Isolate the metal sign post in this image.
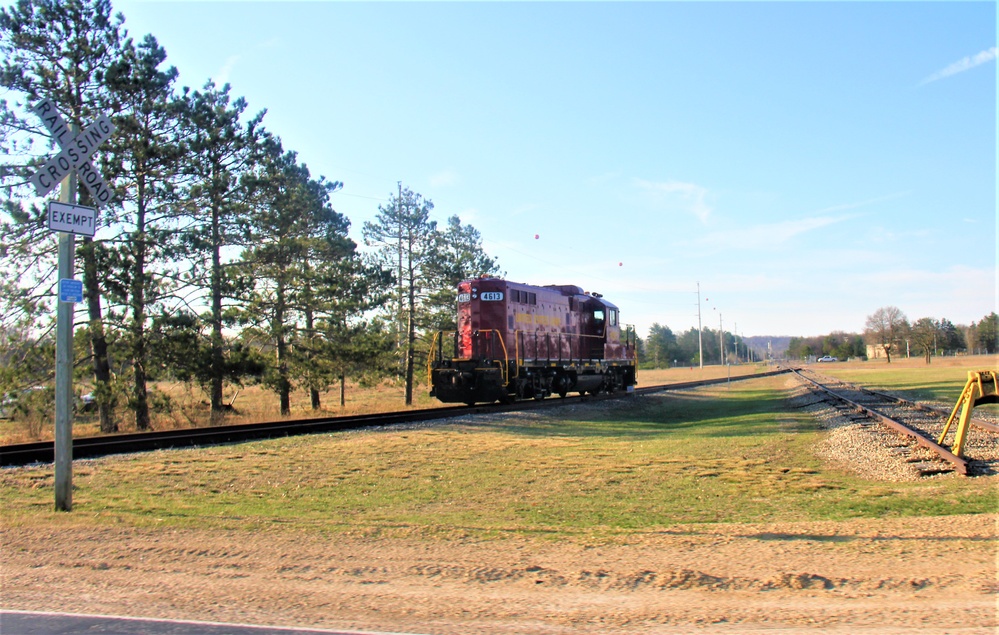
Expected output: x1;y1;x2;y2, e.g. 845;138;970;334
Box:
30;99;115;512
53;176;76;511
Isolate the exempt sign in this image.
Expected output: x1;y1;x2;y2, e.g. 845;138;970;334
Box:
48;201;96;237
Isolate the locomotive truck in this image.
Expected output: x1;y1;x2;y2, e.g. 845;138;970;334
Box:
428;277;637;405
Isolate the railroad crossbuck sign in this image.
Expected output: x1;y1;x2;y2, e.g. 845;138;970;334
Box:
28;98;115;206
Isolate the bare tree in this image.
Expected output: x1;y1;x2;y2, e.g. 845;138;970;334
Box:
864;306;908;363
910;317;938;364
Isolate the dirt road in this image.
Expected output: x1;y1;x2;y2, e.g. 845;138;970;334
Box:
2;514;995;634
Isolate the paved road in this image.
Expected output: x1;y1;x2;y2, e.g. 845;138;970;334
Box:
0;611;416;635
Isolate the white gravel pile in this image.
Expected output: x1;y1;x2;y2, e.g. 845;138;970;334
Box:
785;377;999;481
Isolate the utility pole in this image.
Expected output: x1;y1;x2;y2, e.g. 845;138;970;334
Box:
696;282;703;370
396;181;403;356
719;312;724;365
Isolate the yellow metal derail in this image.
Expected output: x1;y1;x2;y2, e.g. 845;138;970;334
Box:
938;370;998;458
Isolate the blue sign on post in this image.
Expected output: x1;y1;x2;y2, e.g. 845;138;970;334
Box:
59;278;84;303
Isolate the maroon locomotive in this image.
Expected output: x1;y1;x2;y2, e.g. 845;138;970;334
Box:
429;277;637;405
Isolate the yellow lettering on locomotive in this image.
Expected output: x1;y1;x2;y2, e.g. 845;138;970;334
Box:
514;313;562;327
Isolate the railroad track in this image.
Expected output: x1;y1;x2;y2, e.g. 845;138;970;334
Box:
792;368;999;477
0;369;790;468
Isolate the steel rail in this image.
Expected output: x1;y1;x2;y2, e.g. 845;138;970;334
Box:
791;368;970;475
802;368;999;434
855;386;999;434
1;368;791;468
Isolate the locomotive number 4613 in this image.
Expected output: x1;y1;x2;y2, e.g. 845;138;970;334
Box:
480;292;503;301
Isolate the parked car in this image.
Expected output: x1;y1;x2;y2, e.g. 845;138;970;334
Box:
79;391;97;413
0;386;48;419
817;356;838;362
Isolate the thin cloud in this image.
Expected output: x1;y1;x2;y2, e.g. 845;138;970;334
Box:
633;178;712;222
703;215;850;250
812;191;910;214
455;207;479;224
214;35;282;86
509;203;540;217
919;47;998;85
699;192;906;250
214;55;240;85
430;169;458;188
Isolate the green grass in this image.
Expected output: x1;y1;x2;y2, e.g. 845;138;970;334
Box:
1;375;993;540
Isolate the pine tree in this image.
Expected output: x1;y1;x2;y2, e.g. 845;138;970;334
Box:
422;215;501;331
179;80;265;422
100;33;185;430
0;0;126;432
363;186;436;405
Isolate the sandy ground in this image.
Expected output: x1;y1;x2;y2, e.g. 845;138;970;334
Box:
3;373;997;634
1;514;996;635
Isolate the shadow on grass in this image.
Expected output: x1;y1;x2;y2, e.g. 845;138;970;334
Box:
478;388;808;440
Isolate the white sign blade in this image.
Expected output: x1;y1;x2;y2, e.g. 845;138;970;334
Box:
29;114;116;197
30;98;75;148
48;201;97;237
77;161;114;206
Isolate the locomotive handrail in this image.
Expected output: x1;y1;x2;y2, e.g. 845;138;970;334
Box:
426;329;509;386
624;324;637;356
474;329;509;385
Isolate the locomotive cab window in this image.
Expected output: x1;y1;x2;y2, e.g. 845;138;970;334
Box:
593;309;604;323
609;309;618;326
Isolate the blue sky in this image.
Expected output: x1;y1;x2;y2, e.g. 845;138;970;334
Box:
113;1;996;339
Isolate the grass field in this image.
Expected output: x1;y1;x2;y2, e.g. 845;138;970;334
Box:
2;357;995;541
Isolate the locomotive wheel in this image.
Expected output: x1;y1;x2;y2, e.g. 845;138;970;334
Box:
558;389;568;398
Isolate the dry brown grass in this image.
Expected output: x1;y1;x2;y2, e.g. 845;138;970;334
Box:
0;378;441;444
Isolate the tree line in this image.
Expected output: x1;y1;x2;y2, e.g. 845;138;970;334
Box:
637;323;756;368
782;308;996;363
637;308;998;369
0;0;500;432
859;307;996;364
